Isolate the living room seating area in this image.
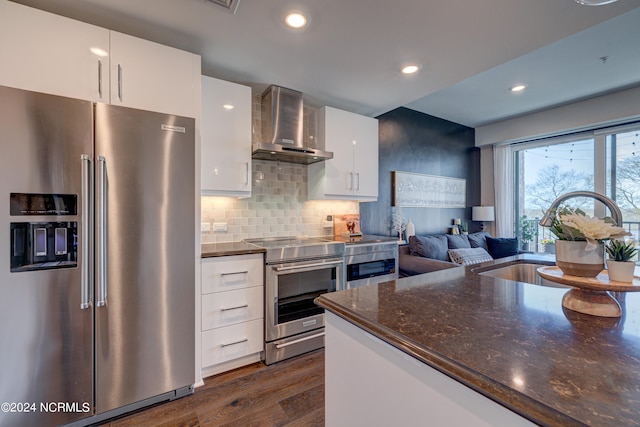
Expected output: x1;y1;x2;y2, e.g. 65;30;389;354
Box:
399;232;521;277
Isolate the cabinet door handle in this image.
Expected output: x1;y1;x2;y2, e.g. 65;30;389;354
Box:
221;304;249;312
97;60;102;98
245;162;249;186
355;172;360;191
220;338;248;348
117;64;123;102
221;270;248;277
347;172;353;190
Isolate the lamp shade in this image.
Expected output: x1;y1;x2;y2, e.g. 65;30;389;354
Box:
472;206;495;222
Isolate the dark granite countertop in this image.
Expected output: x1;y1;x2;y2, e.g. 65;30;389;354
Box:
315;254;640;427
201;241;265;258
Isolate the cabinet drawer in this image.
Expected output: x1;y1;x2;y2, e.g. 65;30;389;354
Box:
202;286;263;331
202;319;263;367
202;254;263;294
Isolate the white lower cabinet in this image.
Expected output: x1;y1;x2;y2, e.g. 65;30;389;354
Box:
325;313;535;426
201;286;263;330
200;254;264;378
202;319;263;367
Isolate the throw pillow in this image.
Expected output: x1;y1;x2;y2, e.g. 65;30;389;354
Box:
486;237;519;259
468;231;491;251
448;248;494;266
409;235;449;262
446;234;471;249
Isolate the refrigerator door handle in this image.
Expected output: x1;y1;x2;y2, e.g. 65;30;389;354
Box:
80;154;92;310
97;155;107;307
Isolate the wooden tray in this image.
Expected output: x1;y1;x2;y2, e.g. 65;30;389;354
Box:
537;266;640;292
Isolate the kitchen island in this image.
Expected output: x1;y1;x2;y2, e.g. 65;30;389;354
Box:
315;255;640;426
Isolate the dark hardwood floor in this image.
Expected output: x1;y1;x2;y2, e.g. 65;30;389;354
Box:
97;350;325;427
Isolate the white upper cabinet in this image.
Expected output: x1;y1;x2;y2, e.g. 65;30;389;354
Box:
0;1;109;102
109;31;198;118
0;2;199;118
200;76;252;197
308;106;379;201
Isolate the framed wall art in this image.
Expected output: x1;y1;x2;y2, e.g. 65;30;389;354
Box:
391;171;466;208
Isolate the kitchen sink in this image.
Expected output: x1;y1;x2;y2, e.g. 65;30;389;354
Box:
475;262;569;288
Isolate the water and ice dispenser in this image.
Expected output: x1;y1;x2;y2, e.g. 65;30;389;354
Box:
9;193;78;272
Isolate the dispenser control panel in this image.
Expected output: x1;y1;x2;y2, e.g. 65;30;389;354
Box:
9;193;78;272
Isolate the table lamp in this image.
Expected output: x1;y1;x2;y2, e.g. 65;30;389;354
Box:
472;206;495;231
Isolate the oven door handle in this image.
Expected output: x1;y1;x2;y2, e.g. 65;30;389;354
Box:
275;332;325;349
274;260;344;273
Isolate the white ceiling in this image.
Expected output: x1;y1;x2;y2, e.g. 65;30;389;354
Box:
12;0;640;127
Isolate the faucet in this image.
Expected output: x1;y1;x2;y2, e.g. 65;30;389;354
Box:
539;191;623;227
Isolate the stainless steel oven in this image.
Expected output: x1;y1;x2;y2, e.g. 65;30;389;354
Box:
245;237;345;365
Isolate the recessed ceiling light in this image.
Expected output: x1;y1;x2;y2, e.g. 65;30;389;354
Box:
285;12;307;29
510;84;527;93
401;64;421;75
223;104;234;110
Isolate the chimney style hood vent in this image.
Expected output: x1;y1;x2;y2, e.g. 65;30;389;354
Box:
252;85;333;165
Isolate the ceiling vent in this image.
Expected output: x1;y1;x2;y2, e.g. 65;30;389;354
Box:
205;0;240;14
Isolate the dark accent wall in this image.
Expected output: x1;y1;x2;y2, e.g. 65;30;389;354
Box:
360;107;480;236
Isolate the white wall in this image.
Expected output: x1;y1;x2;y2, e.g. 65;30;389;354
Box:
479;146;496;236
475;86;640;146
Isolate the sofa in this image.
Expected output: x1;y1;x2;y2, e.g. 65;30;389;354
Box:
399;232;520;277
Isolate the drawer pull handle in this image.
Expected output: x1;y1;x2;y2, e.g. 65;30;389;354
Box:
220;338;248;348
221;304;249;312
221;271;248;277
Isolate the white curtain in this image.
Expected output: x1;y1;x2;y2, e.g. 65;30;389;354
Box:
493;144;515;237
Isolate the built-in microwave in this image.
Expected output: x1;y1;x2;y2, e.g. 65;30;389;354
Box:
344;241;398;289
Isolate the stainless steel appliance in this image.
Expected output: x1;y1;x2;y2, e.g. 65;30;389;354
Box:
340;235;399;289
251;85;333;164
0;85;195;427
245;237;345;364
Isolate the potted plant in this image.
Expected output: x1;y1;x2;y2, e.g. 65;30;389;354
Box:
460;222;469;235
540;237;556;254
605;239;638;282
549;207;629;277
520;215;537;251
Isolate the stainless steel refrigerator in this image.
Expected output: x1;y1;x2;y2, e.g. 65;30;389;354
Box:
0;85;195;427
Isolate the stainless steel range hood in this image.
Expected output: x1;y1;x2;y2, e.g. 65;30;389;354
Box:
252;85;333;165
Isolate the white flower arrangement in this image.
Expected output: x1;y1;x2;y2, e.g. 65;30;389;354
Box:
550;207;629;251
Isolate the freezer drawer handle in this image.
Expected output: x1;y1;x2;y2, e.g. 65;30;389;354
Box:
221;304;249;312
220;338;248;348
80;154;92;310
96;155;107;307
275;332;325;349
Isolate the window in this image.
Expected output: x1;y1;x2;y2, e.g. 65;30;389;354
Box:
512;123;640;256
605;127;640;242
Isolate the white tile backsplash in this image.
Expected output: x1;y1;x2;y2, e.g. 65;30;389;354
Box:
201;159;358;243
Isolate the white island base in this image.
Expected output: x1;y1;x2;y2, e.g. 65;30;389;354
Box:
325;312;535;426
